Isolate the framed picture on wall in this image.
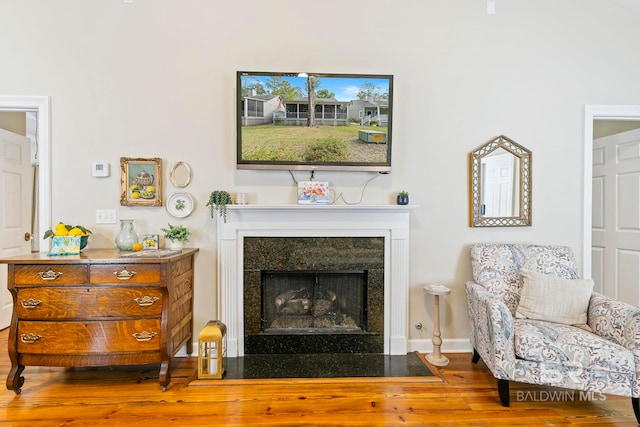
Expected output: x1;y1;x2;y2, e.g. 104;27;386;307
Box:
120;157;163;206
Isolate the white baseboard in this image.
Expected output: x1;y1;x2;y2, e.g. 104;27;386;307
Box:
409;338;473;354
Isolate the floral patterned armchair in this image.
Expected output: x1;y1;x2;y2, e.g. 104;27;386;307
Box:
466;243;640;423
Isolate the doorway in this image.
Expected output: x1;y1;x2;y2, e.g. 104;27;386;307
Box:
0;95;51;253
583;106;640;300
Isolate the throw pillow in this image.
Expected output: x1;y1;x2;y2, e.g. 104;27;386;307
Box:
516;269;594;331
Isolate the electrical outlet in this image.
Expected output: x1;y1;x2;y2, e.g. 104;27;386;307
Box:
96;209;117;224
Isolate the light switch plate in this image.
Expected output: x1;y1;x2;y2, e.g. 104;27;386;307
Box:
96;209;117;224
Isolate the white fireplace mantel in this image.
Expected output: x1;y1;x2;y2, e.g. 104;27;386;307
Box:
216;204;417;357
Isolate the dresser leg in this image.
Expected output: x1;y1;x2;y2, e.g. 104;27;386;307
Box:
159;359;171;391
6;364;25;394
186;335;193;356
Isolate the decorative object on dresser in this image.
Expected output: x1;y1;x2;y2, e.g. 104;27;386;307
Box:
142;234;159;250
1;248;198;393
43;222;92;252
161;223;191;250
114;219;139;251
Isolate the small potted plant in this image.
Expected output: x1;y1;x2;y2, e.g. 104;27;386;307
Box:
207;190;232;222
396;190;409;205
161;223;191;250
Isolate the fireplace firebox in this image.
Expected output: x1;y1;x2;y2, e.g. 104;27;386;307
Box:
261;270;367;334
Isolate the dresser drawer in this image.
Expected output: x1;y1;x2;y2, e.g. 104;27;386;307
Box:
15;287;164;319
17;319;162;354
90;264;161;284
14;265;88;285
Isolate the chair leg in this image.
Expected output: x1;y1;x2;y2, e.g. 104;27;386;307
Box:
472;349;480;364
632;397;639;425
498;379;510;407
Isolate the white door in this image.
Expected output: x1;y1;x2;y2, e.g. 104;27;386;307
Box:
592;128;640;305
0;128;33;328
481;149;518;217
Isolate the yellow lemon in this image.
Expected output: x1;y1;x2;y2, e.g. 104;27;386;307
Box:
54;223;68;236
144;185;155;193
131;191;141;199
132;243;143;251
68;227;84;236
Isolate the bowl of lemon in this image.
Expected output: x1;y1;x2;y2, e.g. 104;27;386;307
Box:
43;222;92;250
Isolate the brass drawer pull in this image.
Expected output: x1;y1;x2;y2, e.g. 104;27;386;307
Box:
20;298;43;309
113;268;136;280
20;333;42;344
134;296;159;307
38;269;63;281
132;331;157;342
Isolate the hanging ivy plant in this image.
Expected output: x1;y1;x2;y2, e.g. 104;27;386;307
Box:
207;190;232;222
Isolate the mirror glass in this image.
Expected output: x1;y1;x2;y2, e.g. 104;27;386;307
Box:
469;135;531;227
170;162;192;188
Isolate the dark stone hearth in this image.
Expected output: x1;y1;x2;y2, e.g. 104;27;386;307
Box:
223;352;433;379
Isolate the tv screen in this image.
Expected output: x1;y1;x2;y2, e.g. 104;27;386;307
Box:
237;71;393;172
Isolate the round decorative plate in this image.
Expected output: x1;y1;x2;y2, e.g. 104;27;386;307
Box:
166;192;195;218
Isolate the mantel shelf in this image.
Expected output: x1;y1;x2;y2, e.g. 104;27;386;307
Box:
226;204;419;212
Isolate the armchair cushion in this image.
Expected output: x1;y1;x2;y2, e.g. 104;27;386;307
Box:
514;319;635;375
516;269;594;331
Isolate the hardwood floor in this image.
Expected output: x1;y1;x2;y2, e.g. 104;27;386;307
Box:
0;328;637;426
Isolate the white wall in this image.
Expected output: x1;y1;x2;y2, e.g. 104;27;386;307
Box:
1;0;639;349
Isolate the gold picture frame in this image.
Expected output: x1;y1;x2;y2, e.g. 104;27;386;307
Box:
120;157;162;206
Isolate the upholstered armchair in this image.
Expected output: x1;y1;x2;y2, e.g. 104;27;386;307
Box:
466;243;640;423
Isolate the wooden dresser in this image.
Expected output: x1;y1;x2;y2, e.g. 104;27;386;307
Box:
0;248;198;393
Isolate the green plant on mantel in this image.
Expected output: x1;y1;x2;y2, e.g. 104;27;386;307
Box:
207;190;232;222
161;223;191;242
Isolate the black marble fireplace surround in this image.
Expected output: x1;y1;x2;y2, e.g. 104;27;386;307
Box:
243;237;384;354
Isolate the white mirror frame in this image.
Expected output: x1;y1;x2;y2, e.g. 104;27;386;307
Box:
469;135;532;227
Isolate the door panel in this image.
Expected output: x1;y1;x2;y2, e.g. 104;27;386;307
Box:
0;128;32;328
592;128;640;305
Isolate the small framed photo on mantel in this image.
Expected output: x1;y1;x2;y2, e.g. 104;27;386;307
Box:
297;181;330;205
120;157;162;206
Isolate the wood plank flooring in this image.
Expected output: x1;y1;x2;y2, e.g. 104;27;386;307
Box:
0;327;637;426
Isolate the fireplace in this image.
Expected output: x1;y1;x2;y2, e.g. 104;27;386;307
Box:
216;205;414;357
243;237;384;354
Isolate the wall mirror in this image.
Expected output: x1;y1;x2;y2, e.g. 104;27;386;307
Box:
469;135;531;227
170;161;192;188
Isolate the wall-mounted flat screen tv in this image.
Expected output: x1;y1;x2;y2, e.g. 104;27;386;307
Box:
237;71;393;172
